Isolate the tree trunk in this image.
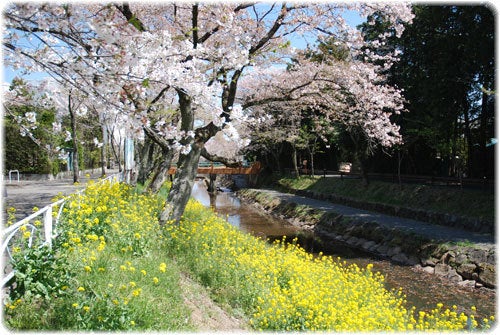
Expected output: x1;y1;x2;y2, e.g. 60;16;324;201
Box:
397;149;403;190
160;141;202;225
100;144;106;176
462;103;473;178
68;95;79;183
291;144;299;177
100;123;107;177
359;155;369;186
110;133;123;172
159;89;200;225
309;147;315;177
352;132;369;186
137;136;156;185
479;88;489;178
270;143;283;174
147;147;174;193
206;173;217;193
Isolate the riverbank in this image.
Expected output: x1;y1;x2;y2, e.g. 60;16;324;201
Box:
237;188;496;290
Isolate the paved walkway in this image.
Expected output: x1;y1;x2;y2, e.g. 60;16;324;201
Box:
257;189;495;246
3;169;120;221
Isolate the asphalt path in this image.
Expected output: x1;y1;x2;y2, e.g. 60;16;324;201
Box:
257;189;495;246
2;170;120;222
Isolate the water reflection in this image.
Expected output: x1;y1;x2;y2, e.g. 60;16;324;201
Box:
192;181;299;237
191;181;496;320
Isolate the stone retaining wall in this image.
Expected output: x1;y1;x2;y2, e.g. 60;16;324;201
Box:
238;189;496;290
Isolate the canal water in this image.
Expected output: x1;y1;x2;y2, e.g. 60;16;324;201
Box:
191;181;496;321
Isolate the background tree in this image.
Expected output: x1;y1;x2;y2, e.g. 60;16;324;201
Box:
362;4;495;178
3;78;69;175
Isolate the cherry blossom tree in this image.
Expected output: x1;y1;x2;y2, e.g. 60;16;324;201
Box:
3;2;413;223
240;45;407;183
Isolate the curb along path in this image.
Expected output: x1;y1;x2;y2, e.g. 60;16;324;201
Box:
239;188;496;289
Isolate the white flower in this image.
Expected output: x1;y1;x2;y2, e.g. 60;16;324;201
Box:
52;122;62;133
180;144;192;155
64;130;72;142
25;111;36;123
93;137;103;148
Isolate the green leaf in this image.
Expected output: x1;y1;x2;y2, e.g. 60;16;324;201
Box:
128;15;143;31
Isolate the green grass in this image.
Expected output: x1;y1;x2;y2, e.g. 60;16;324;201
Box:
277;176;494;221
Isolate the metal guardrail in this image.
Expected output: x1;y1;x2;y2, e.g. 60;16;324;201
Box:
8;170;19;183
1;173;122;287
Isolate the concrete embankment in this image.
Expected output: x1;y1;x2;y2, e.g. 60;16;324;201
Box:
237;188;496;290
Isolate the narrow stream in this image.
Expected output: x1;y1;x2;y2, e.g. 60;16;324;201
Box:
191;181;496;320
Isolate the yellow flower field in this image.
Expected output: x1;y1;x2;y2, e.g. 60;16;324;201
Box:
167;199;494;331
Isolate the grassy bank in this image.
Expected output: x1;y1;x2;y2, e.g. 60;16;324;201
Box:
276;176;494;221
3;180;494;331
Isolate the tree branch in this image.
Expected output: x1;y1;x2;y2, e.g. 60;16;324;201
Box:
248;3;288;56
198;3;255;44
143;125;171;150
115;3;146;31
201;147;241;167
148;86;171;107
192;3;199;49
242;75;317;109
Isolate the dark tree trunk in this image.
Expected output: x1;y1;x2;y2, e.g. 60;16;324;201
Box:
206;173;217;193
291;144;299;177
100;144;106;177
147;147;174;193
137;136;157;185
160;140;203;225
351;131;369;186
270;143;283;174
358;154;370;186
110;133;123;172
159;90;202;225
479;89;489;178
462;100;473;178
308;147;315;177
100;124;107;177
68;94;79;183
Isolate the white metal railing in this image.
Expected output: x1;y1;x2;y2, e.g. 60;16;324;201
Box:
8;170;20;183
1;173;123;287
